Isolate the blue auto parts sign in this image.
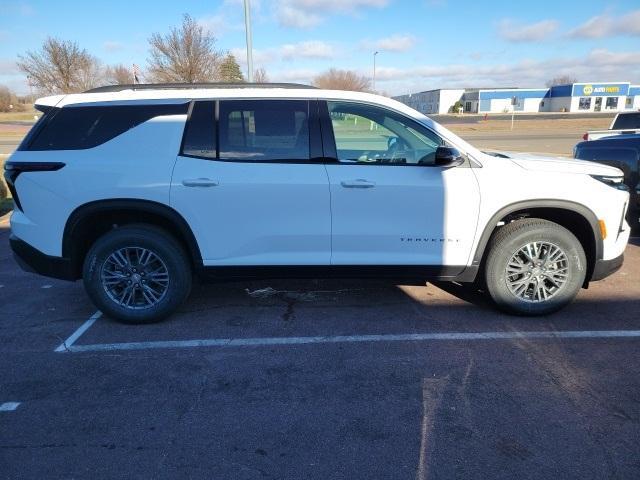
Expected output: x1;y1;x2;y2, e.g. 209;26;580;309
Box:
573;83;630;96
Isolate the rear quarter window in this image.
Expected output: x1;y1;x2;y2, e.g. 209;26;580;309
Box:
24;103;189;151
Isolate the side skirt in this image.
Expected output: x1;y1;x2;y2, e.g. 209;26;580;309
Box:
197;265;478;285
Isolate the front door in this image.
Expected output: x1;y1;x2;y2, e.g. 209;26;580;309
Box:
322;101;480;270
171;99;331;266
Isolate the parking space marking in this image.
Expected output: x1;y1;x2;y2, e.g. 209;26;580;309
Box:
58;329;640;354
0;402;21;412
54;311;102;352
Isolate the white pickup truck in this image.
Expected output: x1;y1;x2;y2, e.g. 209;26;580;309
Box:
583;111;640;141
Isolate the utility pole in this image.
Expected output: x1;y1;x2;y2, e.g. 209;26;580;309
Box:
243;0;254;82
373;51;379;92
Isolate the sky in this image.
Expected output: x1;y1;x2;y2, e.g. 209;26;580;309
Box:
1;0;639;96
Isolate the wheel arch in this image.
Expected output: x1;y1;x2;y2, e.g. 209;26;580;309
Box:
468;200;603;284
63;199;203;279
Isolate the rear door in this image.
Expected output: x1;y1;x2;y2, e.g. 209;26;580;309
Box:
171;99;331;266
321;100;480;270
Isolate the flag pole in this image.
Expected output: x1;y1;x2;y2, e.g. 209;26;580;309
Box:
243;0;254;82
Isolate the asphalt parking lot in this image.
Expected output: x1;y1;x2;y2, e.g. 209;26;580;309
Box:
1;222;640;479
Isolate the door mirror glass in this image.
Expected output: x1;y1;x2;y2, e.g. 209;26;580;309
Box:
435;146;465;167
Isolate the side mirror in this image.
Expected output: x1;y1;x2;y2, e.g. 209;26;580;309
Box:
435;146;465;167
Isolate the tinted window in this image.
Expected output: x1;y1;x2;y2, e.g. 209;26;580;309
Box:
219;100;309;162
612;113;640;130
575;146;638;185
182;101;216;158
17;107;55;151
327;101;444;165
26;103;189;151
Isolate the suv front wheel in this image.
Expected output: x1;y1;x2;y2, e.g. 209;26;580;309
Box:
485;218;587;315
82;225;192;324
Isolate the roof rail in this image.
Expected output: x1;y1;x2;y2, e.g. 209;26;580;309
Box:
84;82;317;93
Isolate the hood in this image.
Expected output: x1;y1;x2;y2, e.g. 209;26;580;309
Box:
496;151;623;177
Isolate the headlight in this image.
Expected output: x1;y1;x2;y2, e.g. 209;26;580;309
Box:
590;175;628;191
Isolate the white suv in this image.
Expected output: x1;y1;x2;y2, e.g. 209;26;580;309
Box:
5;83;630;323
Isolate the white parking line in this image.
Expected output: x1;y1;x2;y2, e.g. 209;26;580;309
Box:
59;329;640;354
54;311;102;352
0;402;21;412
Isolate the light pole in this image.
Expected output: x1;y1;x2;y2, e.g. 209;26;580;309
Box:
373;51;379;92
243;0;254;82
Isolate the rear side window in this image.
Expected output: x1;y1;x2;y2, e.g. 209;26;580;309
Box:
219;100;309;162
181;101;216;159
25;103;189;151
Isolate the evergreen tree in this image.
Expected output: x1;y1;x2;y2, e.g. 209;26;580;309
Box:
219;54;244;82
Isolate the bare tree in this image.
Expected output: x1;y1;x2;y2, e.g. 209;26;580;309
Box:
254;67;269;83
546;75;578;87
0;85;14;112
312;68;371;92
106;64;133;85
17;38;103;94
75;57;104;91
147;14;222;83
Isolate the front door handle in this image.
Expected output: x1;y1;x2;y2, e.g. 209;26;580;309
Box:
182;178;219;187
340;179;376;189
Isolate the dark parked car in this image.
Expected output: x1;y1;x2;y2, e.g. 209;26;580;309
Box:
574;134;639;231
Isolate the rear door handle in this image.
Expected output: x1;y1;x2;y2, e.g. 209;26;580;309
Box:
340;179;376;189
182;178;219;187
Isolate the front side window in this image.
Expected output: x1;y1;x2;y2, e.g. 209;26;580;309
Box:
327;101;444;165
219;100;310;162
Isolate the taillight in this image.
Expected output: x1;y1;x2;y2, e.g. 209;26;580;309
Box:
3;161;65;212
582;133;588;141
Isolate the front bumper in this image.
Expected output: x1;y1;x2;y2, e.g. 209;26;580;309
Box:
591;253;624;281
10;234;76;281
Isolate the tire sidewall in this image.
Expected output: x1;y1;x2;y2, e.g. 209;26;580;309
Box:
486;223;586;315
83;228;191;324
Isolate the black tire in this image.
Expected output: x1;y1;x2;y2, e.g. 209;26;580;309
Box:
484;218;586;316
82;225;192;324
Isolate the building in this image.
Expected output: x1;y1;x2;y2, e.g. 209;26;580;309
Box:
392;89;465;114
393;82;640;114
549;82;639;113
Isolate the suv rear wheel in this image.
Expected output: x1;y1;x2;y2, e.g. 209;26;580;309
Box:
485;218;587;315
82;225;192;324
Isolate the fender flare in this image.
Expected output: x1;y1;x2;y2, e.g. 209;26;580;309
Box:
63;199;203;270
469;199;603;267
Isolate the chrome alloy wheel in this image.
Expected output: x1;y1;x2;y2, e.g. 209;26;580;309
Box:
505;241;569;302
100;247;170;309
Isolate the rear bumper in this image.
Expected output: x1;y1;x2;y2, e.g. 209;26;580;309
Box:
591;253;624;281
10;234;76;281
